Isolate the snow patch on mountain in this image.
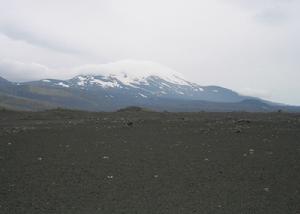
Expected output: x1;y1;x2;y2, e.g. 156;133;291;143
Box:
77;76;87;86
56;82;69;88
139;93;148;98
90;78;121;88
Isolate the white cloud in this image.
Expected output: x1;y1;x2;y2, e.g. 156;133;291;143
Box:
0;59;72;81
0;59;187;83
0;22;82;54
238;88;272;99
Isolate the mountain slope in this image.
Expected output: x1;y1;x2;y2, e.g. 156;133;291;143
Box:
0;92;56;111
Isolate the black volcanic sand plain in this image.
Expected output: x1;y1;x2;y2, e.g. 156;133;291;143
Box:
0;109;300;214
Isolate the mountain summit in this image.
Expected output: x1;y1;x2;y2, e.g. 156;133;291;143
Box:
73;60;190;87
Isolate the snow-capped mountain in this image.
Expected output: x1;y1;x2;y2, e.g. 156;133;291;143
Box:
25;60;244;103
0;60;298;112
32;74;243;103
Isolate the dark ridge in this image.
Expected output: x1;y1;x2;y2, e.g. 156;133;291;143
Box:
116;106;154;112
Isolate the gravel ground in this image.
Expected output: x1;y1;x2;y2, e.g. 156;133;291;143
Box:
1;110;300;214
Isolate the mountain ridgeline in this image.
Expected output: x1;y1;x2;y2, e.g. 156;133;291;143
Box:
0;71;298;112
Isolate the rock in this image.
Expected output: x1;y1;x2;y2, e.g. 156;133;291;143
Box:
236;119;251;124
235;129;241;133
126;122;133;127
249;149;255;155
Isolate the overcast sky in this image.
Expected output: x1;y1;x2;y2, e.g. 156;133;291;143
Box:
0;0;299;105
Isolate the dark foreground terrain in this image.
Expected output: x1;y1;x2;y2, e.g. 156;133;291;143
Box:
1;109;300;214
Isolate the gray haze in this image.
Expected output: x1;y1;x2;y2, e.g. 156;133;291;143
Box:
0;0;299;105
